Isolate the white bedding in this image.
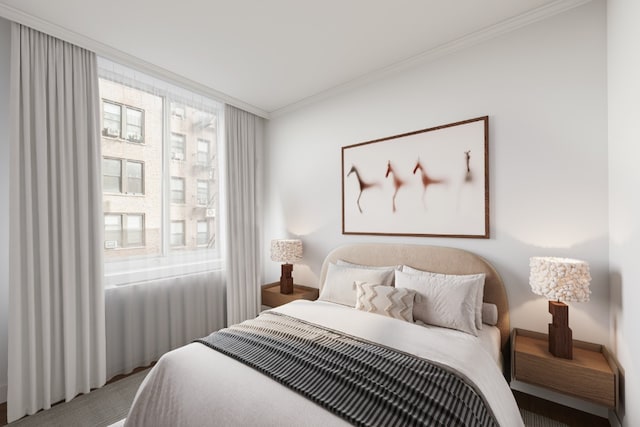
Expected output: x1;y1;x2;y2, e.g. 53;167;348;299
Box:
415;317;503;368
124;300;523;427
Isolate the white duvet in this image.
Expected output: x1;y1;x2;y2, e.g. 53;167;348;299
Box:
123;300;523;427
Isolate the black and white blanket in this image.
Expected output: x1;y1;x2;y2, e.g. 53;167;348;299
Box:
196;312;498;427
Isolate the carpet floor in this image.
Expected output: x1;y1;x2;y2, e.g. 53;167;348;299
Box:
6;369;148;427
3;370;570;427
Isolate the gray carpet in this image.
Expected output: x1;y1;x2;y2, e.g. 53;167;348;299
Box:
7;369;149;427
5;369;567;427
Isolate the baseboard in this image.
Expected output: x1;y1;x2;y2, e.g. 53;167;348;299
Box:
0;382;6;404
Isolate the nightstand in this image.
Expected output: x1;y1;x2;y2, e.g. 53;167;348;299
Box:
511;328;616;408
261;282;319;308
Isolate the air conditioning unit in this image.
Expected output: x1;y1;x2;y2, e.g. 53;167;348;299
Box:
206;209;215;218
104;128;119;137
104;240;118;249
128;134;142;143
172;152;184;160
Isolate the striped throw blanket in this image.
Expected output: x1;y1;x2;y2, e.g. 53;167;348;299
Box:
196;312;498;427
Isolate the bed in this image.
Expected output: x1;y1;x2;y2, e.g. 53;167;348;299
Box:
119;243;523;426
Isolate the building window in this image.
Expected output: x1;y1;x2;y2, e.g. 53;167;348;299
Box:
126;107;144;143
126;214;144;246
103;158;122;193
170;177;185;203
197;139;209;165
102;99;144;143
126;161;144;194
103;101;121;138
197;220;208;246
104;214;122;248
104;213;145;248
170;221;185;247
103;157;144;195
196;180;209;206
171;133;186;160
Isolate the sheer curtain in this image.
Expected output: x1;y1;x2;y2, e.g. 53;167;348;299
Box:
7;24;105;422
97;58;226;379
225;105;263;325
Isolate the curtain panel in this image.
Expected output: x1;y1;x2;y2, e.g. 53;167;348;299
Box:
8;23;105;422
224;105;263;325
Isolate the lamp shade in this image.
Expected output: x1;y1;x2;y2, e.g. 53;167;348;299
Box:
529;257;591;302
270;239;303;264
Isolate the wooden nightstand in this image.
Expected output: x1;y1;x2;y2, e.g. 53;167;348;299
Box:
261;282;319;308
511;328;617;408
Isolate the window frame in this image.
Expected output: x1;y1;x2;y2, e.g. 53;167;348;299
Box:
99;62;224;288
101;98;145;144
103;157;145;195
103;212;146;249
170;176;186;204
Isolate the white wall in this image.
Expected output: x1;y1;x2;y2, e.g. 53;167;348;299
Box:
608;1;640;426
265;0;609;412
0;16;10;403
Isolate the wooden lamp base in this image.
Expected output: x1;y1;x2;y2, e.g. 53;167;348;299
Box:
548;300;572;359
279;263;293;294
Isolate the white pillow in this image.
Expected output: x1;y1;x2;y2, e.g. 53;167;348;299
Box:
402;265;485;330
395;270;479;336
482;302;498;326
354;282;416;322
318;263;395;307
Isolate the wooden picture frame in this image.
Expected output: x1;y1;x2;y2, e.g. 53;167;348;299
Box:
342;116;489;238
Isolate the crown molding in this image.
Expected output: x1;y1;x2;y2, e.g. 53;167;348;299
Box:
0;3;270;119
270;0;593;118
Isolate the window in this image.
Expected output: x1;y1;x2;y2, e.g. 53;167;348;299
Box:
197;220;208;246
171;133;186;160
197;139;209;165
126;161;144;194
126;214;144;246
103;158;144;195
170;221;185;247
99;57;222;277
171;177;185;203
104;213;145;248
103;158;122;193
103;101;121;137
102;99;145;143
126;107;144;143
196;180;209;206
104;214;122;248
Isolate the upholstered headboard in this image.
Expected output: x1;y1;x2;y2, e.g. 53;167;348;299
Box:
319;243;510;355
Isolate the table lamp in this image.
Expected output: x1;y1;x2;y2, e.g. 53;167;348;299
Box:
270;239;303;295
529;257;591;359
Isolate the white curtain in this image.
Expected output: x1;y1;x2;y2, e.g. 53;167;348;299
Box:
8;24;105;422
224;105;263;325
105;271;225;378
97;58;227;379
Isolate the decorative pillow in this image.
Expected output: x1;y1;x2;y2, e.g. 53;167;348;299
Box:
402;265;485;330
318;263;395;307
482;302;498;326
354;282;416;322
395;270;479;336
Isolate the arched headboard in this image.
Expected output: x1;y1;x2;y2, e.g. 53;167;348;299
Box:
319;243;510;356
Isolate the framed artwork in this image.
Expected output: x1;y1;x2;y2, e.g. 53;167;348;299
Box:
342;116;489;238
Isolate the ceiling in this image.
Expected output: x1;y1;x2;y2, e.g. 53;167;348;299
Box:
0;0;588;116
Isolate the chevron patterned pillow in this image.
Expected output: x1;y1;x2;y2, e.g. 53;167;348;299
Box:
354;282;416;322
